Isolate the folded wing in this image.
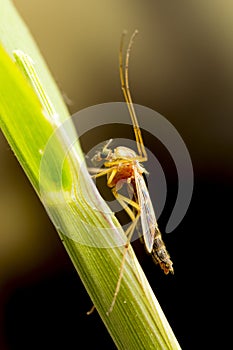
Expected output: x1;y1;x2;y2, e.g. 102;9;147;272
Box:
134;168;159;253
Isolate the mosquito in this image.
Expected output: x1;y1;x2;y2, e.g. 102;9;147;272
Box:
90;30;173;314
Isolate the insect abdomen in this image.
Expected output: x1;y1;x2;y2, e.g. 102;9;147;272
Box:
152;229;174;275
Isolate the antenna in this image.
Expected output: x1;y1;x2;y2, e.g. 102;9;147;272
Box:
119;30;147;161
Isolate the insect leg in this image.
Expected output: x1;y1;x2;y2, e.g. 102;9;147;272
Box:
106;187;141;314
86;304;95;316
107;211;140;315
112;187;140;224
88;166;116;178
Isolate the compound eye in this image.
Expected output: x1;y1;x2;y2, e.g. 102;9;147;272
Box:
100;150;109;159
100;139;112;159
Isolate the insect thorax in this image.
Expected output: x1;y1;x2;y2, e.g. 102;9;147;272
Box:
111;146;137;161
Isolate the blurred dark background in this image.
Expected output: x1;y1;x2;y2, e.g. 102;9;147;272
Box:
1;1;232;349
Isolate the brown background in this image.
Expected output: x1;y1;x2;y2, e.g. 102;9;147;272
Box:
1;1;232;349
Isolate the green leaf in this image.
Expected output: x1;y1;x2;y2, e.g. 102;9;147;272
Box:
0;1;181;349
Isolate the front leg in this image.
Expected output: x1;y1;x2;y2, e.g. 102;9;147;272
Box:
88;166;116;178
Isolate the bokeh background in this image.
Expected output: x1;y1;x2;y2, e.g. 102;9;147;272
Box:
1;1;232;349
